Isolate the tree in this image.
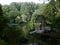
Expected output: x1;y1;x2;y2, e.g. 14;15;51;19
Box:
43;0;60;41
0;4;8;37
0;4;9;45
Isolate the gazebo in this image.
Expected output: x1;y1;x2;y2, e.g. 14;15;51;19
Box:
30;15;50;34
34;15;46;31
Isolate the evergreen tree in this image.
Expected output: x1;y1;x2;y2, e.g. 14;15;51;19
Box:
0;4;8;39
0;4;4;36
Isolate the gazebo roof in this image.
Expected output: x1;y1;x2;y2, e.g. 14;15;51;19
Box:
35;15;46;23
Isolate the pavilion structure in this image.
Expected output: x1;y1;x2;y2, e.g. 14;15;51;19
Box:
30;15;51;34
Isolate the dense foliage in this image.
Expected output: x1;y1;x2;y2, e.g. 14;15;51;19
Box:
0;0;60;45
